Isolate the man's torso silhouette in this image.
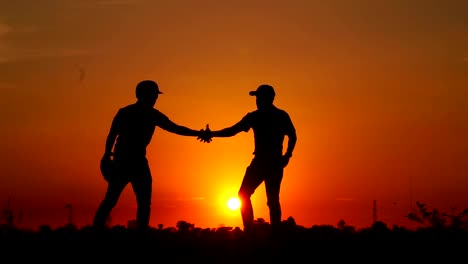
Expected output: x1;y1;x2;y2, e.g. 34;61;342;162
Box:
239;105;294;160
113;103;169;159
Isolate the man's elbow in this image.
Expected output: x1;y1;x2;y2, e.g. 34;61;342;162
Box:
289;131;297;139
289;133;297;142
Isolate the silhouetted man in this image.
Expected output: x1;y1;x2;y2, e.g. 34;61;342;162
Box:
93;80;208;230
205;84;297;236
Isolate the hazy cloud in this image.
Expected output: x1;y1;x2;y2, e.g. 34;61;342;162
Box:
78;66;86;82
0;22;12;63
0;22;95;64
94;0;143;5
69;0;147;8
0;19;97;64
0;47;98;64
0;21;38;36
0;81;10;88
173;197;206;201
0;23;12;36
336;198;355;201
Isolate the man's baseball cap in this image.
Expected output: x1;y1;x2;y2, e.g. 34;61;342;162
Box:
249;84;275;98
136;80;163;99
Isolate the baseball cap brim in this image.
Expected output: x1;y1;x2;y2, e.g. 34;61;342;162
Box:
249;91;257;96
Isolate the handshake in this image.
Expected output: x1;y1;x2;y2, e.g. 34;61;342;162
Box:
197;124;213;143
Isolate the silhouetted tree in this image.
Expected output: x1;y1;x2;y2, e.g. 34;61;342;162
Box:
406;201;468;229
444;207;468;231
176;220;194;232
337;219;346;230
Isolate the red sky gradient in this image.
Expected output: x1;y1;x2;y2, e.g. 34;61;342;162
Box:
1;1;467;230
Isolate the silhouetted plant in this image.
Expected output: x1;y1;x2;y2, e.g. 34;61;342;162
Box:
443;207;468;231
407;201;468;230
337;219;346;229
38;224;52;233
254;218;267;225
176;220;194;232
407;202;445;228
285;216;297;226
337;219;356;234
371;221;389;231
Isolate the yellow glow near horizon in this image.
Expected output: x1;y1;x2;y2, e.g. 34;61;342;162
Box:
227;197;241;211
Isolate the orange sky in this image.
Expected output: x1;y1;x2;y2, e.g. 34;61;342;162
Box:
1;0;467;230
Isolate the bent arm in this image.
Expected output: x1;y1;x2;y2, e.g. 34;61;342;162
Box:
104;118;119;157
284;131;297;157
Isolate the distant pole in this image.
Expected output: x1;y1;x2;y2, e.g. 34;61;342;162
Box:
70;205;72;225
373;200;377;224
65;204;72;225
409;175;413;211
3;198;13;225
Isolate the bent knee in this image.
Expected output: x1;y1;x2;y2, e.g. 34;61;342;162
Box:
267;200;280;208
238;190;251;201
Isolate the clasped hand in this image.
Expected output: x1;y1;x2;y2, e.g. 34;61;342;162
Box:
198;124;213;143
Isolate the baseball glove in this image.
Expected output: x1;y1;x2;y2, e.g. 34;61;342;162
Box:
100;155;116;182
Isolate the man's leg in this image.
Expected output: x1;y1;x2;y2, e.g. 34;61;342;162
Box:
131;160;152;230
93;179;128;228
265;168;284;235
238;162;263;235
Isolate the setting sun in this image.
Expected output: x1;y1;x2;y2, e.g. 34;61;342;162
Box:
227;197;241;211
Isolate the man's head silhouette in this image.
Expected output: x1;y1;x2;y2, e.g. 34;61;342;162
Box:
249;84;275;109
136;80;163;107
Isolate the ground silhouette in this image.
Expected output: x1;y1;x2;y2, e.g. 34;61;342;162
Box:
1;215;466;262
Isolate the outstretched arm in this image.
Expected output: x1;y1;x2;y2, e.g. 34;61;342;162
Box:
198;115;250;142
210;124;244;137
158;118;202;137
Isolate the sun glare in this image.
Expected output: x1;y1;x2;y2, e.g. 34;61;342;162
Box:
227;197;241;210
